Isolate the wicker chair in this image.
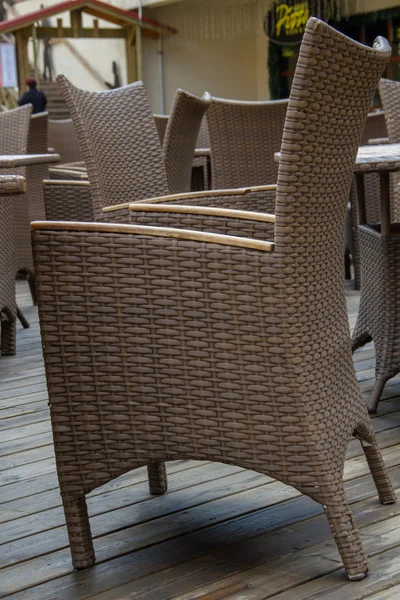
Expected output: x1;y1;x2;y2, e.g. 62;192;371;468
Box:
0;175;27;355
162;90;210;194
48;118;83;165
33;18;394;580
206;96;288;190
191;117;210;191
154;113;168;146
0;105;32;298
51;79;275;224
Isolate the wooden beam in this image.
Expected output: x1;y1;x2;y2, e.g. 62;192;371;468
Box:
70;9;83;38
15;28;30;96
93;19;99;38
57;18;63;38
35;27;126;39
136;25;142;81
125;27;137;84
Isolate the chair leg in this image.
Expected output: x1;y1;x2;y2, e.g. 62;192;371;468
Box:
63;495;95;569
324;490;369;580
28;275;37;306
1;317;16;355
368;376;390;414
361;433;396;505
17;306;30;329
147;462;168;495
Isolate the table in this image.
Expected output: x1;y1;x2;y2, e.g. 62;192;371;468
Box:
351;143;400;412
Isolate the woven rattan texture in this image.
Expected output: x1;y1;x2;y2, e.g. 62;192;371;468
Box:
56;77;169;218
154;114;168;146
128;210;274;239
49;169;87;181
360;111;387;145
207;97;288;190
0;175;27;355
33;20;395;580
48;119;83;164
352;225;400;411
0;105;32;278
192;118;211;191
133;189;276;212
378;79;400;223
163;90;210;194
44;183;93;222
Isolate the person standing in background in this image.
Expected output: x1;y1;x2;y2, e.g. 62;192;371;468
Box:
18;77;47;114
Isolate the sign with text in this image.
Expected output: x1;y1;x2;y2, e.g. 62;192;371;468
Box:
265;1;336;45
0;43;18;88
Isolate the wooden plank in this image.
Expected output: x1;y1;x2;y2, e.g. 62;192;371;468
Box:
5;486;400;600
35;26;126;39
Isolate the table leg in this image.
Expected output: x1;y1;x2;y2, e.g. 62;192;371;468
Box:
355;172;366;225
379;171;391;236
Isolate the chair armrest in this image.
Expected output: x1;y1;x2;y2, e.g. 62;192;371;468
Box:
49;167;88;181
128;204;275;242
43;180;93;221
31;220;274;252
102;185;277;217
0;175;26;195
367;137;389;145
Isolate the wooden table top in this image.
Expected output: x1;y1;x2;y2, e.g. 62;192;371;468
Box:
275;144;400;174
353;144;400;173
0;153;60;168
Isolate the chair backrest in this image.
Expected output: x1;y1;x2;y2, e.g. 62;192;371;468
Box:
378;78;400;142
154;114;169;146
56;77;169;219
275;19;390;300
196;117;210;149
48;118;83;164
28;112;48;154
0;104;32;154
206;96;288;189
360;110;387;145
162;89;211;194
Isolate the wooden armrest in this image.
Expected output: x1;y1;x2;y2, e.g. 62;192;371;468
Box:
44;179;90;186
0;174;26;195
49;168;88;180
367;137;389;145
102;185;277;214
31;221;274;252
129;203;275;223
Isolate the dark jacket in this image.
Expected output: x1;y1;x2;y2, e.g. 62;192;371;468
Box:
18;88;47;114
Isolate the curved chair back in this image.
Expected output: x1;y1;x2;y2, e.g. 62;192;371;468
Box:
379;78;400;142
27;111;48;154
162;89;211;194
206;96;288;189
56;77;169;219
154;114;168;146
0;104;32;154
48;118;83;164
274;21;391;366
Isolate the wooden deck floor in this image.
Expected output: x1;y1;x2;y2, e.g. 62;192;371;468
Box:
1;282;400;600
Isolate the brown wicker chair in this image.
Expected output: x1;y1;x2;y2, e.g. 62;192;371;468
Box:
162;89;210;194
206;96;288;190
48;118;83;164
351;78;400;411
51;80;275;224
191;117;210;191
33;18;394;580
154;113;168;146
0;105;32;301
0;175;27;354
